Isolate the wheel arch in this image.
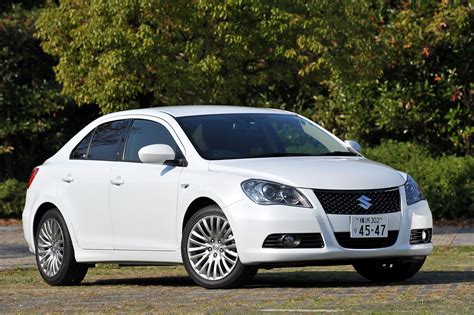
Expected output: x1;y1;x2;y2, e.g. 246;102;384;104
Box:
182;197;219;231
29;199;80;255
32;202;60;240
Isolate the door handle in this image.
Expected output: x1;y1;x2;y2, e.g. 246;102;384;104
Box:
61;174;74;183
111;177;124;186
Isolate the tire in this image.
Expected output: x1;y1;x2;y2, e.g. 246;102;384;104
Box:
181;205;258;289
35;208;88;286
353;257;426;283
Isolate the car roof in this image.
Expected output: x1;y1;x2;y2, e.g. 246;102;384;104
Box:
106;105;290;118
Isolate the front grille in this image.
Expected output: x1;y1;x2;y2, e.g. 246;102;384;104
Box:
410;228;433;244
263;233;325;248
334;230;399;249
314;188;401;215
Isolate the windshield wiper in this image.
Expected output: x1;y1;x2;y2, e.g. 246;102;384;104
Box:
314;151;358;157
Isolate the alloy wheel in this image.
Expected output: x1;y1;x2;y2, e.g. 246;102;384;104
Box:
186;215;238;280
37;218;64;277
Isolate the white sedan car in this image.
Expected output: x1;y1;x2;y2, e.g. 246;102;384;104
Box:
22;106;433;289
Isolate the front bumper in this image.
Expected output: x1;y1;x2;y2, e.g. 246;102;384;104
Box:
226;187;433;265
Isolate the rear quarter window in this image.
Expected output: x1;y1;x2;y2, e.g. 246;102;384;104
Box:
70;131;93;160
70;120;128;161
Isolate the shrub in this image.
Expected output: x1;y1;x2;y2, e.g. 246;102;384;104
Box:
365;141;474;219
0;179;26;218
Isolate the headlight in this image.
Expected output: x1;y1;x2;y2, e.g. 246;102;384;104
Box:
241;179;312;208
405;175;425;205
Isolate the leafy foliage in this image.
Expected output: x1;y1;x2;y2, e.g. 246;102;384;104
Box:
0;7;100;180
0;2;472;218
35;1;473;155
0;179;25;218
365;141;474;219
0;7;64;179
314;2;473;155
35;1;381;110
0;0;46;13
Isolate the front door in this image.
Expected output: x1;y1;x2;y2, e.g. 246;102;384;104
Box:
109;119;184;250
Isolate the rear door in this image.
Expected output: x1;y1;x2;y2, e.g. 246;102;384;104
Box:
57;119;129;249
109;118;184;250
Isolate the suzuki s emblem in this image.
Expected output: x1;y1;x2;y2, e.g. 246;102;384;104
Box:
357;195;372;210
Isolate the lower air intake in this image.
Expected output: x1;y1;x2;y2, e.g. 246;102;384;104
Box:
334;230;399;249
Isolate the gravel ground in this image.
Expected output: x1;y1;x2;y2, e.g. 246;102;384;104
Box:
0;247;472;313
0;224;472;313
0;225;34;270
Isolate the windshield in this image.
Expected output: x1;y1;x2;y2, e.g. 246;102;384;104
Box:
177;113;354;160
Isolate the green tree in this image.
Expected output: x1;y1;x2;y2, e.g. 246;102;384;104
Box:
312;2;473;155
35;1;382;113
0;7;65;179
0;0;45;13
36;1;472;154
0;5;98;181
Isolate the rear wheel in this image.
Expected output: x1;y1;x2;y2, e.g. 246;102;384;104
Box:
353;257;426;282
35;209;88;286
181;205;258;289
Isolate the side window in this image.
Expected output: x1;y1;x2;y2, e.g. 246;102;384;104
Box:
123;120;180;162
87;120;128;161
70;131;94;160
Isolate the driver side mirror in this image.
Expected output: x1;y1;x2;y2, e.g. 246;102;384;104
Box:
138;144;180;165
344;140;362;154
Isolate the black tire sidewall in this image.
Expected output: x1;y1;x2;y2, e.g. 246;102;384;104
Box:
353;257;426;282
181;205;256;289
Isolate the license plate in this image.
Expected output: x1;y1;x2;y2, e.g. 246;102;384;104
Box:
350;215;388;238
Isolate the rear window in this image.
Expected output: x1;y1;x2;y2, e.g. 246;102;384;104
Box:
70;131;93;160
88;120;128;161
70;120;128;161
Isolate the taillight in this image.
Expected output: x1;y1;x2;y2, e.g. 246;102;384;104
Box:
26;167;40;189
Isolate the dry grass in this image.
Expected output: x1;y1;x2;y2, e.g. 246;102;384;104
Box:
0;246;472;314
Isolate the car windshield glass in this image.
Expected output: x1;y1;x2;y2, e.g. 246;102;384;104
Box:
177;113;354;160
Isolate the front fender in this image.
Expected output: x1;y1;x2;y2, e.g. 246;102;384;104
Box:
176;169;247;251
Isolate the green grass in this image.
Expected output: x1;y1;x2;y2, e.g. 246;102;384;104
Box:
0;247;473;314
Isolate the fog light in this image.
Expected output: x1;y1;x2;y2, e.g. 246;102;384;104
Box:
282;234;300;248
421;229;430;243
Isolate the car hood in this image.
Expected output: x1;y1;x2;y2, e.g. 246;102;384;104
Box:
208;157;405;190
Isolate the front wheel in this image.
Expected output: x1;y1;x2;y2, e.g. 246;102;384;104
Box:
181;205;258;289
353;257;426;282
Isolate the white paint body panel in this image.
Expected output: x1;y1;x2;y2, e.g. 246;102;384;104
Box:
22;106;433;266
56;160;114;249
209;157;405;190
109;162;182;250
